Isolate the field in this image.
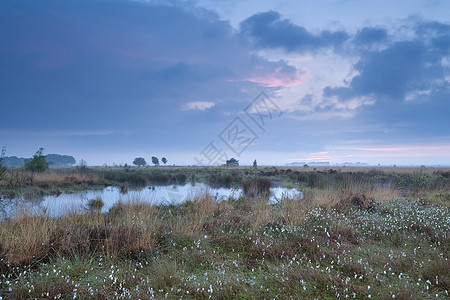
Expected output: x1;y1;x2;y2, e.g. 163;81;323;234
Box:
0;166;449;299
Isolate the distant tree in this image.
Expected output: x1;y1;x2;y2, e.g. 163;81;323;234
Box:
45;154;76;166
162;157;168;166
0;146;7;181
152;156;159;166
1;156;25;167
253;159;257;169
77;159;88;173
303;164;309;168
25;148;49;184
133;157;147;167
225;158;239;167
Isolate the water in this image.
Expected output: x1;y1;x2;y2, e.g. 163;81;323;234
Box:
0;183;303;219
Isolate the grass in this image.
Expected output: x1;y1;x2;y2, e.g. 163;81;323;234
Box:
0;167;449;298
87;197;104;211
1;165;448;200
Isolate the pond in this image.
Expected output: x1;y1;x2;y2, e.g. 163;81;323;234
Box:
0;183;303;219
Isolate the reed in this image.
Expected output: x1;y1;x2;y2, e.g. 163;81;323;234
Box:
0;167;448;299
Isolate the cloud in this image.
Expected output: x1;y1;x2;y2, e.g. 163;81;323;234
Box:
354;27;388;46
354;145;450;152
242;61;307;87
0;1;302;133
239;11;349;53
325;20;450;105
181;101;215;111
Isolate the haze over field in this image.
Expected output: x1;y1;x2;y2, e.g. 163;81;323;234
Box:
1;0;449;166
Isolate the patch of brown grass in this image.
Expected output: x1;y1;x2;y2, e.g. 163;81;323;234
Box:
302;180;400;211
0;202;161;267
421;259;450;290
0;211;54;266
279;198;306;226
33;172;104;186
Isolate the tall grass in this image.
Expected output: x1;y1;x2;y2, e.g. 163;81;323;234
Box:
2;194;447;299
0;167;448;298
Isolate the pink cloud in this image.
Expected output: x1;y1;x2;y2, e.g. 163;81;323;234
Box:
355;145;450;152
310;151;328;155
292;55;313;62
244;67;307;88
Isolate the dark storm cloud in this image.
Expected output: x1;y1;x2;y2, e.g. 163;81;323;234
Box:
335;40;430;100
0;0;301;134
239;11;349;52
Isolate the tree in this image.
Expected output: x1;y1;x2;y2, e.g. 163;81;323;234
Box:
162;157;167;166
45;154;76;166
253;159;257;169
1;156;25;167
25;148;49;184
25;148;49;173
0;146;7;181
151;156;159;166
77;159;88;173
133;157;147;167
225;158;239;167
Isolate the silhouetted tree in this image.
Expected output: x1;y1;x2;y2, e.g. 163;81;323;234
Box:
133;157;147;167
162;157;167;166
152;156;159;166
253;159;257;169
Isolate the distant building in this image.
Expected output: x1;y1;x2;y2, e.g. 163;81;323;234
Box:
224;158;239;167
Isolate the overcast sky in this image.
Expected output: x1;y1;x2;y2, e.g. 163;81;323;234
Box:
1;0;449;166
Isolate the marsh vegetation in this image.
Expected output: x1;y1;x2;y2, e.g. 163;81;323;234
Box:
0;166;448;298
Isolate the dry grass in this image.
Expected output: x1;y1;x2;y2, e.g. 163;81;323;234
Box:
0;194;448;299
279;198;307;226
302;180;400;210
0;168;448;299
0;201;162;267
275;166;450;174
0;210;54;266
33;172;104;185
0;169;106;188
249;199;273;230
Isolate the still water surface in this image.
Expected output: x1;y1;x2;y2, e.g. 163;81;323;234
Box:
0;183;303;219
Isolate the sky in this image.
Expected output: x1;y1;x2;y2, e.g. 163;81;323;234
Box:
1;0;450;166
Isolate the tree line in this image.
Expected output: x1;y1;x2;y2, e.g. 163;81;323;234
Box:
133;156;167;167
0;151;76;167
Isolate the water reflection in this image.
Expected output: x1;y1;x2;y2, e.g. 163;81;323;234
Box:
1;183;302;219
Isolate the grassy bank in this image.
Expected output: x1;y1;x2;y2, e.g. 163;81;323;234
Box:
1;166;449;201
0;167;449;299
0;167;449;298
